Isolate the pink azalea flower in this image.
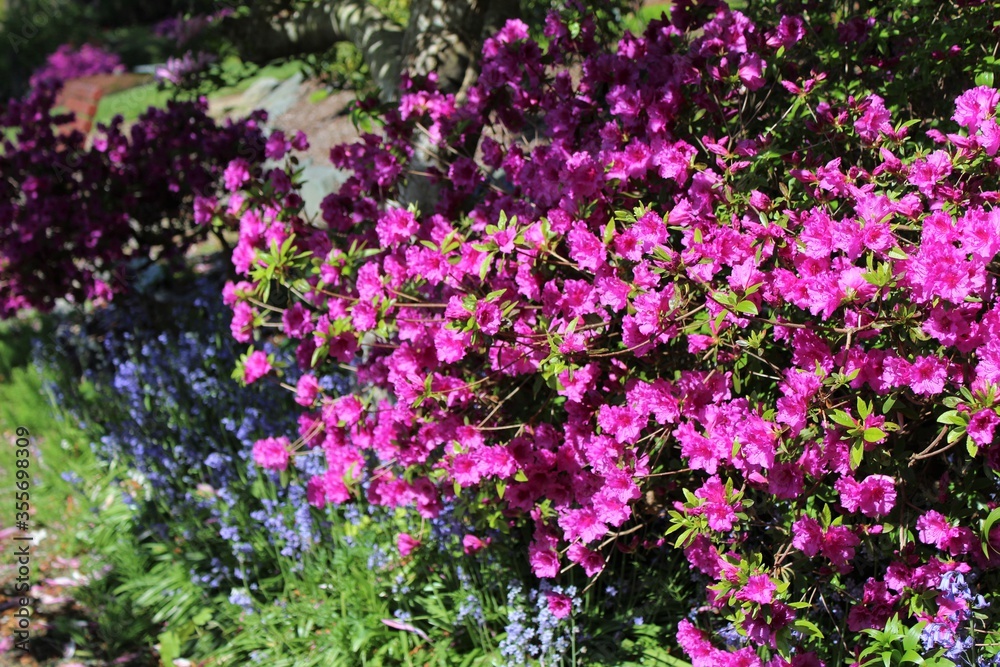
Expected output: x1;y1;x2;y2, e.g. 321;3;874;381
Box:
916;510;956;550
529;540;561;579
230;301;255;343
475;300;502;335
968;408;999;446
223;158;251;192
462;534;487;555
295;373;320;407
546;592;572;619
396;533;421;557
792;517;823;557
953;86;1000;131
252;436;290;471
376;208;418;247
567;543;605;576
836;474;896;517
738;574;776;605
854;94;892;143
738;53;766;91
243;350;272;384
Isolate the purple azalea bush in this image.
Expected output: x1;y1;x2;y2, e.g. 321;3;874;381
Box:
0;84;267;316
29;43;125;88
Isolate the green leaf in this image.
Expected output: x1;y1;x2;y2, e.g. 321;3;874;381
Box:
829;410;857;428
792;619;824;640
311;344;328;367
192;609;213;626
968;438;980;457
735;300;758;315
937;410;967;426
976;71;995;88
857;396;871;419
863;427;886;443
850;440;864;470
981;506;1000;556
157;630;180;666
479;252;494;281
673;527;694;549
565;317;580;338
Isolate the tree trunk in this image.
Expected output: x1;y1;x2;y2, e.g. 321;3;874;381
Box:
226;0;519;210
226;0;517;100
227;0;406;100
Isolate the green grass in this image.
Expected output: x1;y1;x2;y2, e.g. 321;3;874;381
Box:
0;319;92;551
0;319;168;664
623;3;672;35
209;56;305;98
93;83;175;125
93;56;306;125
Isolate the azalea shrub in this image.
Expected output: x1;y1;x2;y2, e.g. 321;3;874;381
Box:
210;1;1000;664
28;43;126;88
0;84;266;317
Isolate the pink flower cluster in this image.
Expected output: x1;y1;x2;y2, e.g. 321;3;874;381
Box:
219;3;1000;662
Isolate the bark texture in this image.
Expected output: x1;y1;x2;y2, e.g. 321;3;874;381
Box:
227;0;406;99
227;0;518;100
226;0;520;209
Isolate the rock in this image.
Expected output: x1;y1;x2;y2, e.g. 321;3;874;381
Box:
257;71;305;120
299;162;350;220
208;76;279;119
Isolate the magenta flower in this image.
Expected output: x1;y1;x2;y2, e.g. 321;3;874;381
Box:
242;350;271;384
546;592;572;619
738;53;766;91
396;533;420;557
854;94;892;143
836;474;896;517
30;43;124;88
282;303;314;339
376;207;418;247
252;436;290;471
265;130;291;160
295;373;320;406
474;300;502;336
567;543;605;576
737;574;776;605
462;534;487;555
224;158;252;193
230;302;255;343
528;542;560;579
953;86;1000;131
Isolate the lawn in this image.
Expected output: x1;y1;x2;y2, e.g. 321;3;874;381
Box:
93;56;306;125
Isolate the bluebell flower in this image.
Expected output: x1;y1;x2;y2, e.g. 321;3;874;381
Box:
33;268;347;593
229;588;255;614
